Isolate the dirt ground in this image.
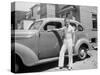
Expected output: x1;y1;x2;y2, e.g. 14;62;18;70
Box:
46;50;97;71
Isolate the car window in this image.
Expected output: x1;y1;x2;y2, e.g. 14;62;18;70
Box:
43;22;62;31
70;22;77;31
47;25;55;30
78;25;84;31
29;20;43;30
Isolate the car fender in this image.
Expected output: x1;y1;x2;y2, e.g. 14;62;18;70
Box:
12;42;39;66
74;38;90;54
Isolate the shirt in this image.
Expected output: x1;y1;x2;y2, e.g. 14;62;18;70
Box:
64;25;74;40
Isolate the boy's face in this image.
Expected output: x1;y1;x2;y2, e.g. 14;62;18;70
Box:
65;19;70;27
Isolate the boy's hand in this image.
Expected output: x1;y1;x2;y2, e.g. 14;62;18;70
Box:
52;29;59;31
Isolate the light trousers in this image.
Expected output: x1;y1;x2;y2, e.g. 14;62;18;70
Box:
58;38;73;67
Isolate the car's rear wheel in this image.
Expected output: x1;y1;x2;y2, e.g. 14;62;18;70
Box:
15;54;25;73
15;63;19;72
78;46;88;60
11;52;25;73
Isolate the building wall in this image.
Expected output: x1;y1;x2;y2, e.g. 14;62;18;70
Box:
79;6;97;39
79;6;97;30
56;5;77;19
72;6;80;21
40;3;47;18
47;4;56;17
31;5;40;19
31;4;56;19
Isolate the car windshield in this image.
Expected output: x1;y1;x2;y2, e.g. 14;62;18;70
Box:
29;20;43;30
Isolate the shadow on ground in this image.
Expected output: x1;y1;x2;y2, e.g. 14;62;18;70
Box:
18;55;90;73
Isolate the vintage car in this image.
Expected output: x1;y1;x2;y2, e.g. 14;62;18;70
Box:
11;18;91;72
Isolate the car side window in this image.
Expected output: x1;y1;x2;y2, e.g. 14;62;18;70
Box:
70;22;77;31
43;22;62;31
78;25;84;31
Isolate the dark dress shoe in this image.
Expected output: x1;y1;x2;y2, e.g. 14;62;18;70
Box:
67;66;72;70
59;67;63;69
65;66;72;70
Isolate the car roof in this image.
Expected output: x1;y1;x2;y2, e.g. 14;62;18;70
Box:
36;18;80;24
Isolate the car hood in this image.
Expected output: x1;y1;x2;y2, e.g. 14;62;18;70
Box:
12;30;38;39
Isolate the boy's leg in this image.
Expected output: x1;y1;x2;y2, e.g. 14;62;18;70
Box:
68;39;73;68
58;42;67;68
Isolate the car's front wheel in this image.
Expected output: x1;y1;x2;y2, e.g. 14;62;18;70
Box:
78;46;88;60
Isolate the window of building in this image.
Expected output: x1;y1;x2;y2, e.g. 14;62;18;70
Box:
92;14;97;31
91;38;97;43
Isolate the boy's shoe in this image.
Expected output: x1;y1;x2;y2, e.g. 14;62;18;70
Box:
56;67;63;70
66;66;72;70
59;67;63;69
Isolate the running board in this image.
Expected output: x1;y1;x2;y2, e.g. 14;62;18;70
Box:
33;54;77;66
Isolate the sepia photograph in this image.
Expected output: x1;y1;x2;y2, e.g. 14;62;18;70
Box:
11;1;98;73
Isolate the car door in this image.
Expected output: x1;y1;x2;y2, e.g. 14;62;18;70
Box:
38;21;63;59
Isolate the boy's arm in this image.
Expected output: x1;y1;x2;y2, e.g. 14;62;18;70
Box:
72;30;75;47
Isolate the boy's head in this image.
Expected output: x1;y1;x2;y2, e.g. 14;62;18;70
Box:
64;12;71;27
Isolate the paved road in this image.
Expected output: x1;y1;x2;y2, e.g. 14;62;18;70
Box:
21;50;97;73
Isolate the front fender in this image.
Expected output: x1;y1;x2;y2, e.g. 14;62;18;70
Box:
12;43;39;66
74;38;90;54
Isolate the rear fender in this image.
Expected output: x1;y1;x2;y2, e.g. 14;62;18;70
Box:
13;43;39;66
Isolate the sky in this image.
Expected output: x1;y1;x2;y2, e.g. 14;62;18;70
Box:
11;1;37;11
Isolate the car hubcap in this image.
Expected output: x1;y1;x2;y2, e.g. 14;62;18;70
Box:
79;48;86;59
